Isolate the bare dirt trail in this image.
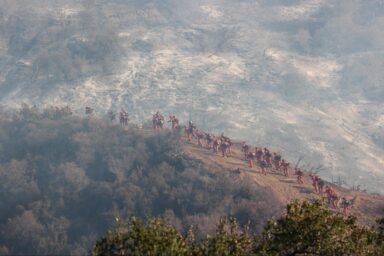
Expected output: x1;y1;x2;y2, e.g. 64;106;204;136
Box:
181;139;384;226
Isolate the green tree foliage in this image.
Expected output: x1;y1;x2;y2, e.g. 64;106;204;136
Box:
256;200;379;256
92;217;253;256
0;106;279;255
376;217;384;255
199;217;253;256
93;201;384;256
93;217;194;256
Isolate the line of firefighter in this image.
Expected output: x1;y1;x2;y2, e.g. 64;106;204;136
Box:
172;113;352;217
88;108;353;216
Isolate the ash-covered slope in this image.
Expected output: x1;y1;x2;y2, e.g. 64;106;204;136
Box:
0;0;383;192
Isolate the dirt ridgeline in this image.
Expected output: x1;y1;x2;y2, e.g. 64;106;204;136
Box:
181;138;384;226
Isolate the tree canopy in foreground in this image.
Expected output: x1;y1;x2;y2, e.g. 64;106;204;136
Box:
93;200;384;256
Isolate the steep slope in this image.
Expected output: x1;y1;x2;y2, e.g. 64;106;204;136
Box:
0;0;383;192
181;138;384;226
0;107;382;254
0;113;283;255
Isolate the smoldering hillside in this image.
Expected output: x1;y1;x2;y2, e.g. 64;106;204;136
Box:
0;0;383;191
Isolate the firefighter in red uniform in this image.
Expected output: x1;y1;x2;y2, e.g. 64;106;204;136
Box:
213;137;219;154
152;113;157;129
120;110;129;126
325;186;333;204
273;153;282;170
247;151;255;168
226;138;232;155
281;159;290;176
318;177;325;193
241;142;250;159
186;121;195;141
265;150;273;167
220;140;229;157
325;186;338;208
331;192;339;208
310;174;319;193
205;133;213;149
256;148;263;163
341;197;351;216
295;168;304;184
168;115;179;129
196;129;204;147
260;159;268;175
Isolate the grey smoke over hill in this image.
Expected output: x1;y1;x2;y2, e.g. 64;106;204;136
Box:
0;0;383;192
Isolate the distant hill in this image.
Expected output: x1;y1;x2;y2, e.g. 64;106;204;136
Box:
0;107;382;255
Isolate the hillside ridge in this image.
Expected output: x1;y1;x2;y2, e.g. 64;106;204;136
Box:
173;129;384;226
1;0;383;193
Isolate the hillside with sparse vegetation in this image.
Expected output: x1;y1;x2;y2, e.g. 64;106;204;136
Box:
0;106;383;255
0;106;280;255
